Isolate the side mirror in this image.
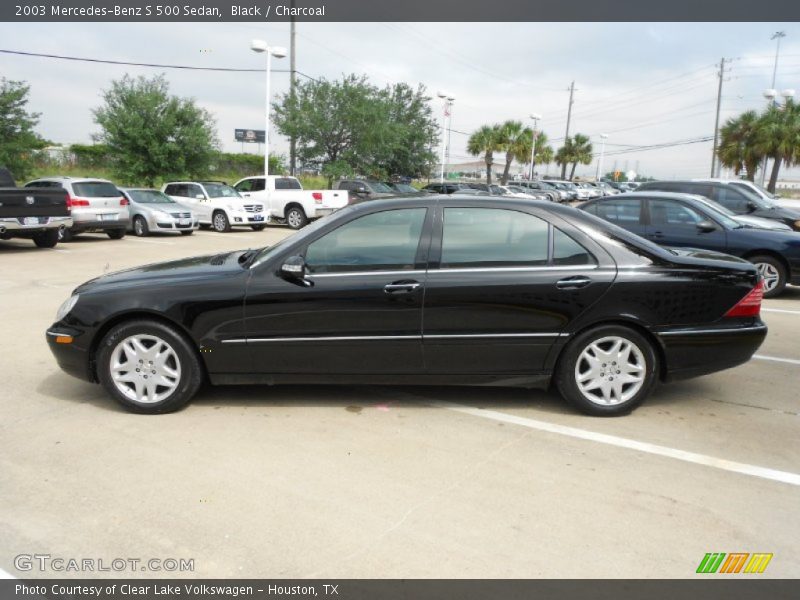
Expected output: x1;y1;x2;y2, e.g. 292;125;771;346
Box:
281;255;313;287
747;202;758;213
696;220;717;233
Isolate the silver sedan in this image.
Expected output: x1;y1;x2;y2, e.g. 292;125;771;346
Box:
119;188;200;236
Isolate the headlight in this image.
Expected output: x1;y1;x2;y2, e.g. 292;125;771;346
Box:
56;294;79;321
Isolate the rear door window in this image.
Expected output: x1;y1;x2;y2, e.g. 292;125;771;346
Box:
274;178;301;190
594;198;642;225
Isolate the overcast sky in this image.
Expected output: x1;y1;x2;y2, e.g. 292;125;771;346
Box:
2;21;800;180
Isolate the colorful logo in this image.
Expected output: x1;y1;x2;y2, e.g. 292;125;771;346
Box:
696;553;773;574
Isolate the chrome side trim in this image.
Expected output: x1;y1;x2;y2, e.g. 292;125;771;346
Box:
311;270;426;278
657;325;768;337
221;332;568;344
435;265;599;274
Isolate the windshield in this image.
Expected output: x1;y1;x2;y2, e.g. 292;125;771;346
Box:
368;181;395;193
128;190;175;204
391;183;417;193
203;183;241;198
729;182;777;207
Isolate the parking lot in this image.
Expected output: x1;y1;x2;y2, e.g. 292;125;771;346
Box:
1;226;798;579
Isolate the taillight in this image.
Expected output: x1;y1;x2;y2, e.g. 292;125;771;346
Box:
68;197;89;207
724;280;763;318
312;192;323;203
120;197;129;206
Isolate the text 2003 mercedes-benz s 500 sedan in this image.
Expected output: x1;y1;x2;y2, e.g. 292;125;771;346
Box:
46;196;768;416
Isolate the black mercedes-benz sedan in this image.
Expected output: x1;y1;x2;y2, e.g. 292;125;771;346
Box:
47;196;767;416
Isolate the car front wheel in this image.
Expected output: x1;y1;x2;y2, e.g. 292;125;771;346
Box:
556;325;658;416
97;319;203;414
212;211;231;233
133;216;149;237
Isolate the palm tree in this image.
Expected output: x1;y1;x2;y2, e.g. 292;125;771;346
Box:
555;138;574;178
567;134;593;180
717;111;762;181
754;99;800;193
532;132;554;178
495;120;533;184
467;124;500;184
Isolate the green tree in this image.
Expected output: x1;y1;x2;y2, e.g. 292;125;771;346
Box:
273;75;438;187
556;134;593;180
0;78;47;180
467;124;500;184
495;120;533;185
754;99;800;193
93;74;219;186
717;111;762;181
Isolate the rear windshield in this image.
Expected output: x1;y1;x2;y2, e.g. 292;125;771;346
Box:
203;183;240;198
72;182;120;197
368;181;395;193
128;190;175;204
275;178;302;190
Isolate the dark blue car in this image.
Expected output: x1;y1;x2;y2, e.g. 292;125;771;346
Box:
579;192;800;297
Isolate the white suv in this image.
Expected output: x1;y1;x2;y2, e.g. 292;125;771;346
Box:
24;176;130;242
162;181;268;232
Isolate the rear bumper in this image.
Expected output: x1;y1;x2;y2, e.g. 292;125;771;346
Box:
0;216;72;233
71;218;130;232
656;322;767;381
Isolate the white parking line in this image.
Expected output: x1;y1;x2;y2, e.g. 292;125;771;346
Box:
430;400;800;487
124;238;175;245
754;354;800;366
762;308;800;315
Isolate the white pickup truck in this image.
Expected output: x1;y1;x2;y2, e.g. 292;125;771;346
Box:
233;176;349;229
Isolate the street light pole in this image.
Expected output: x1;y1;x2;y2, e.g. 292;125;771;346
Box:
528;113;541;180
595;133;608;180
250;40;287;181
761;31;787;186
437;92;454;184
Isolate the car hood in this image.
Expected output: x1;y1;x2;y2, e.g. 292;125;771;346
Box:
74;250;248;294
756;205;800;220
733;215;791;231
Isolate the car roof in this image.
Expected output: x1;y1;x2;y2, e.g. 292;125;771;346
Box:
31;176;113;183
120;187;161;192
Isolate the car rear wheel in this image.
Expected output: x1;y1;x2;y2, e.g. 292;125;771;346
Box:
285;206;308;229
58;228;74;242
212;210;231;233
556;325;658;416
107;229;126;240
96;319;203;414
32;229;59;248
133;216;149;237
751;255;786;298
180;230;193;236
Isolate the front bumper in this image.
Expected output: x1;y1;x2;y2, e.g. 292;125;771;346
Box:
150;217;200;232
656;322;768;381
0;216;72;233
46;326;95;383
228;210;270;226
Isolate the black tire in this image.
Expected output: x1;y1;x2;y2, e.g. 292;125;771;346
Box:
251;224;266;231
107;229;126;240
749;254;786;298
32;229;59;248
555;324;659;416
199;223;211;230
180;230;194;236
285;206;308;230
96;319;203;414
212;210;231;233
58;228;74;242
133;216;149;237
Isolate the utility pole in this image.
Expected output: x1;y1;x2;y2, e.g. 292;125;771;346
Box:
561;81;575;179
289;1;297;176
710;57;729;178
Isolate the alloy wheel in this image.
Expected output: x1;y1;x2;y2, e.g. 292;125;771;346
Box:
756;262;780;293
574;336;646;406
109;334;182;404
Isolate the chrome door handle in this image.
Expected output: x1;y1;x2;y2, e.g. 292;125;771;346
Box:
384;282;421;294
555;276;592;290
